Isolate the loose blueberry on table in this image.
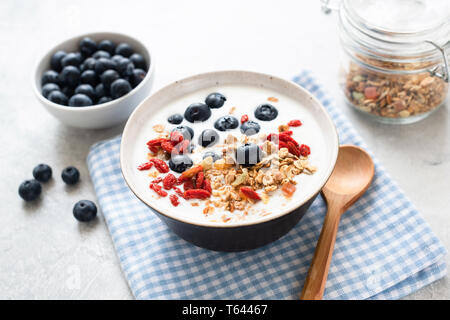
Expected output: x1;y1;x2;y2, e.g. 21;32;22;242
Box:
61;166;80;185
41;37;148;106
33;164;53;182
137;92;314;221
18;180;42;202
73;200;97;222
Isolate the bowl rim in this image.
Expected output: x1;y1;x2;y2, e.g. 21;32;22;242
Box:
120;70;339;228
32;31;154;111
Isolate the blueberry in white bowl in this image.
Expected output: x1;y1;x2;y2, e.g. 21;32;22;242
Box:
34;32;154;128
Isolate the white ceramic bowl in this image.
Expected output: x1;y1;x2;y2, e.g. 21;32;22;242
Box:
120;70;339;251
33;32;154;129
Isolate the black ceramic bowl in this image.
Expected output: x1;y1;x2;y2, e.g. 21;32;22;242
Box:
120;70;338;252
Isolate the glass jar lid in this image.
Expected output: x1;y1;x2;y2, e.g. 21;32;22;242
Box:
337;0;450;75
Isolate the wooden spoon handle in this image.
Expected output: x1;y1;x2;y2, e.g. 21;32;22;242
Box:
300;204;342;300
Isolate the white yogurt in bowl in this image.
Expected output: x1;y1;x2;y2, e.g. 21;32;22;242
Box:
121;71;338;228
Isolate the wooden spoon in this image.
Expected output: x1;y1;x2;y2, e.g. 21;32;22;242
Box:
300;144;375;300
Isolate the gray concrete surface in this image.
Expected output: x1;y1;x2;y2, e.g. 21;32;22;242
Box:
0;0;448;299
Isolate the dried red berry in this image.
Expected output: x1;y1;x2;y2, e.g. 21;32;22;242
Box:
278;141;288;149
169;194;180;206
137;162;153;171
173;186;185;198
287;141;300;156
161;141;174;154
148;146;159;154
240;114;249;124
288;119;302;127
149;183;168;197
279;132;299;147
240;187;261;201
203;179;212;193
170;131;184;144
146;138;167;146
149;158;169;173
151;177;163;184
183;179;195;191
184;189;211;200
299;144;311;157
163;173;177;190
196;172;204;189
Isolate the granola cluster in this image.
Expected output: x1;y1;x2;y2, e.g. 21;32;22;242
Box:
344;61;448;119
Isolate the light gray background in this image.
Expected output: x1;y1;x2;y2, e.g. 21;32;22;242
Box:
0;0;448;299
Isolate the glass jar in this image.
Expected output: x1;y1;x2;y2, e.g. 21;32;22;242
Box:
325;0;450;124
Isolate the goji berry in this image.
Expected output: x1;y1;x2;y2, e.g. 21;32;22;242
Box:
240;187;261;201
146;138;167;146
179;165;203;181
163;173;177;190
149;158;169;173
174;140;190;154
196;172;204;189
299;144;311;157
288;119;302;127
241;114;249;124
283;130;293;135
267;133;278;143
161;141;174;154
149;183;168;197
203;179;212;193
151;177;163;184
287;141;300;156
170;131;184;144
137;162;154;171
281;182;296;197
169;194;180;206
278;141;288;149
173;186;185;198
183;179;195;191
148;145;159;154
184;189;211;200
279;132;299;147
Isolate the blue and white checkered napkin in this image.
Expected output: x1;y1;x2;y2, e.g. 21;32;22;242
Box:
87;71;447;300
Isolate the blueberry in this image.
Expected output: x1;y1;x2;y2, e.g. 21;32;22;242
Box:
254;104;278;121
205;92;226;109
41;70;59;86
100;69;119;89
94;58;116;75
214;115;239;131
80;57;96;72
168;154;193;173
98;40;116;55
202;151;222;162
69;94;93;107
236;143;264;167
167;113;183;124
75;84;96;101
97;96;112;104
32;164;52;182
73;200;97;222
130;68;146;87
61;166;80;185
110;79;132;99
18;179;42;202
80;70;98;87
171;125;194;140
42;83;60;98
47;91;68;105
184;103;211;123
111;54;124;64
116;58;134;77
59;66;80;88
130;53;147;70
95;83;107;99
61;52;82;68
240;120;261;136
198;129;219;148
79;37;97;57
50;50;66;72
61;86;74;98
92;50;111;60
115;43;133;57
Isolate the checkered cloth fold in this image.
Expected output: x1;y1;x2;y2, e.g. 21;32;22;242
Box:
87;71;447;299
